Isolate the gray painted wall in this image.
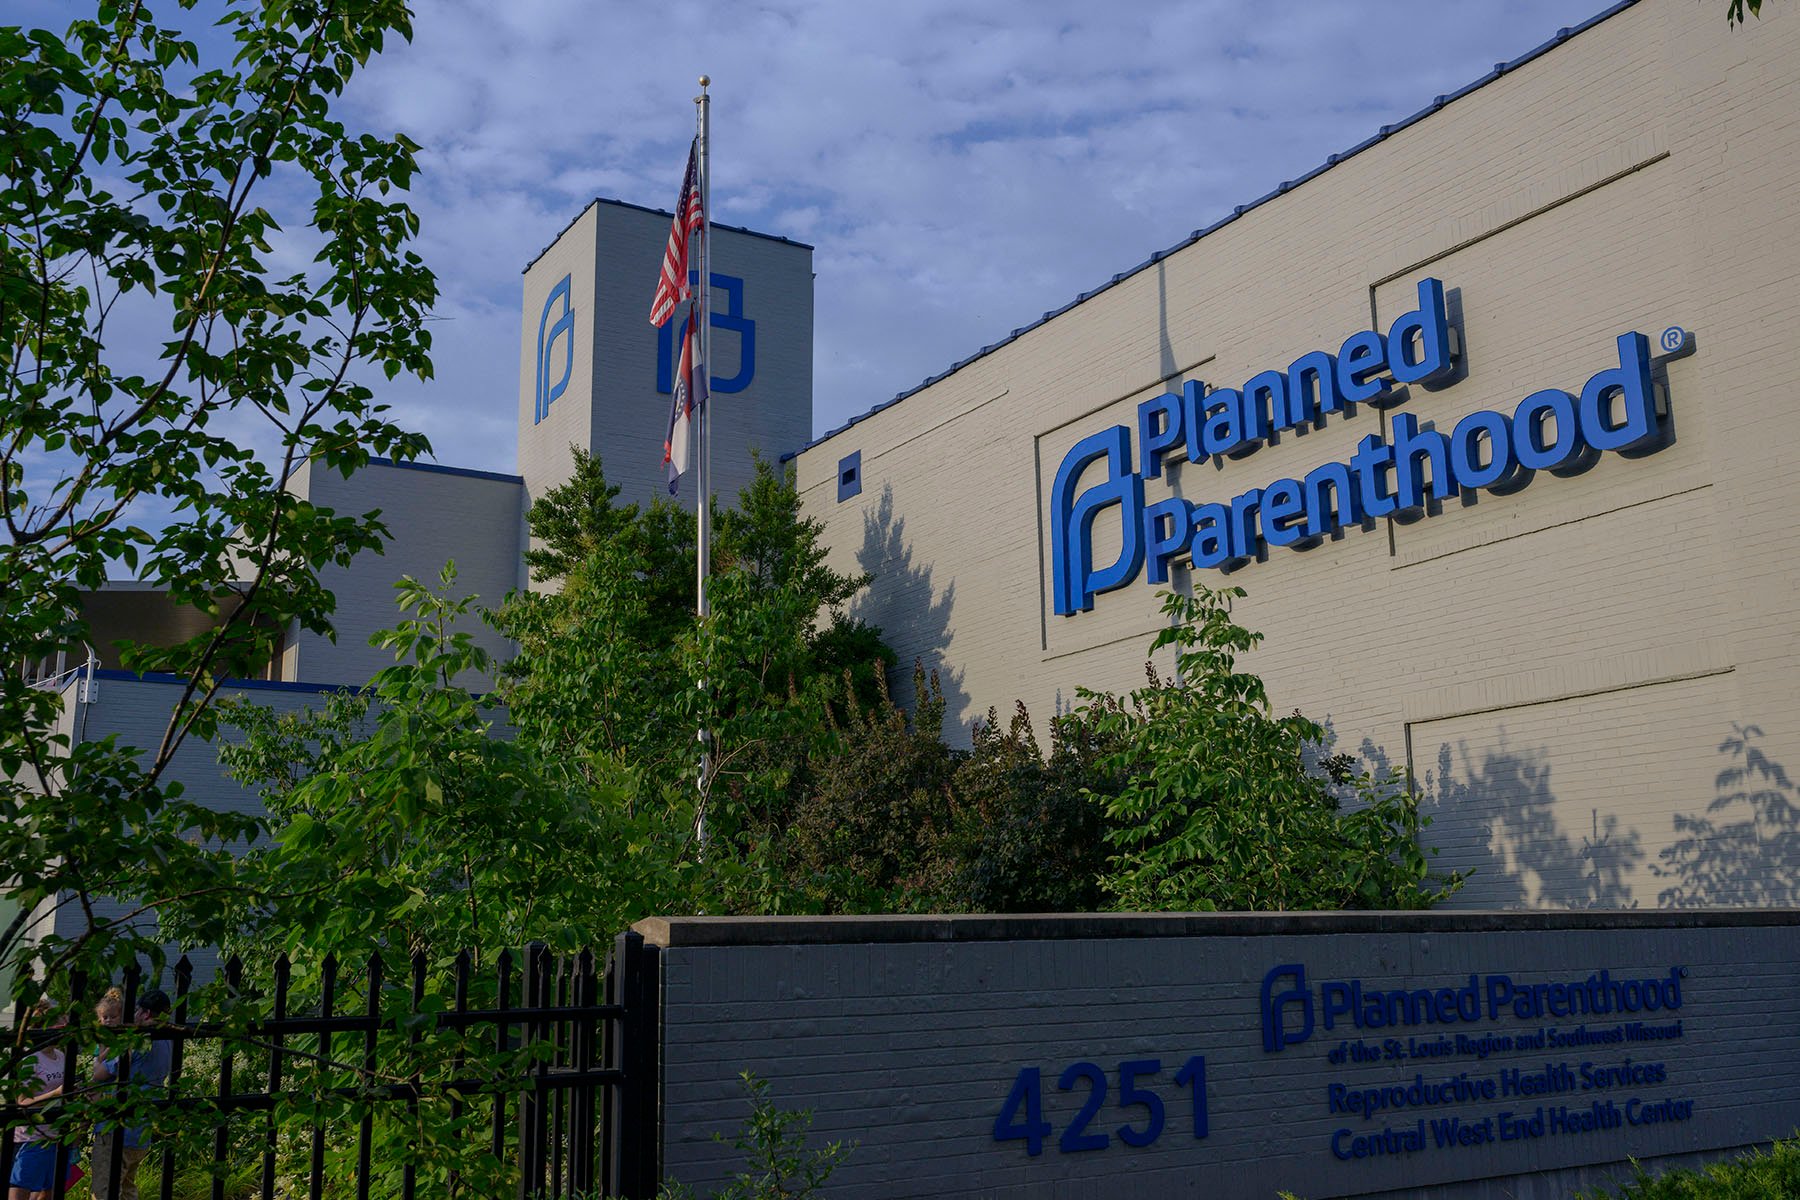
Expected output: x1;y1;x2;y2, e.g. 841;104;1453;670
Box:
286;458;524;688
646;912;1800;1199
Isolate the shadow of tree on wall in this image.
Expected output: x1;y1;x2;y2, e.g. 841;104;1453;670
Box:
1277;720;1800;911
1403;738;1643;910
1654;724;1800;907
853;484;971;732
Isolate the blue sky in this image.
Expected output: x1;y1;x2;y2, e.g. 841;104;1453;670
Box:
23;0;1617;477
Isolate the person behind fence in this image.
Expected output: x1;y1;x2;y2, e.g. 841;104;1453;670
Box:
89;989;171;1200
8;997;69;1200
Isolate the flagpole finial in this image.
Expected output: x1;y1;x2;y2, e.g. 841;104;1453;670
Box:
698;74;710;88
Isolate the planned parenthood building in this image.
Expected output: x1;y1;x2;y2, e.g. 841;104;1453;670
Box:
788;0;1800;912
30;2;1800;934
21;0;1800;1194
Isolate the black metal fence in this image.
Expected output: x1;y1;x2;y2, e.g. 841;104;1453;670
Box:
0;932;660;1200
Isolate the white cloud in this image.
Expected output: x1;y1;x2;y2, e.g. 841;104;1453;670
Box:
26;0;1617;482
341;0;1612;469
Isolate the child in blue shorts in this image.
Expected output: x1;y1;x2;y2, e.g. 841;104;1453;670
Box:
8;998;69;1200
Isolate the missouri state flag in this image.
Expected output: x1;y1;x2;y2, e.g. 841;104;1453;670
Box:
662;302;705;494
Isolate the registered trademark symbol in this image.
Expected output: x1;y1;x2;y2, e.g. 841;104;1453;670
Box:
1660;326;1687;353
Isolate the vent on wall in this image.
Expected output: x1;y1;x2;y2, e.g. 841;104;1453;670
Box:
837;451;862;502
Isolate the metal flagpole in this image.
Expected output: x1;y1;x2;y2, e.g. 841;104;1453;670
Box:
695;76;712;849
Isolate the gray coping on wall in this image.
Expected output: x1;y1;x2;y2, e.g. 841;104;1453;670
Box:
634;907;1800;947
366;456;524;485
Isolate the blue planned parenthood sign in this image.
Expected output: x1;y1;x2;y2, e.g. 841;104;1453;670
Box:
1049;281;1686;616
1260;961;1693;1164
643;912;1800;1199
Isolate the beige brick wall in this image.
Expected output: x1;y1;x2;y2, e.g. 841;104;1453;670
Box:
795;0;1800;909
519;205;601;526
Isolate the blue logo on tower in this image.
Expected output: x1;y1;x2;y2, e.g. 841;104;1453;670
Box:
658;272;756;395
1049;280;1674;616
535;274;574;425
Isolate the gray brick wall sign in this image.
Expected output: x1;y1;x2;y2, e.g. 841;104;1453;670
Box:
642;911;1800;1199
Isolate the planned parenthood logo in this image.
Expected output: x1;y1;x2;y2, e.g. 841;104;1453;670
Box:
534;274;575;426
1259;962;1687;1054
1263;963;1316;1052
658;272;756;396
1049;279;1677;616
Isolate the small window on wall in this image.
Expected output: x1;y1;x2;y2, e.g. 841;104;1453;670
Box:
837;451;862;502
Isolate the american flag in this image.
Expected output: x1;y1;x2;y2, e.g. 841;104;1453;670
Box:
648;140;703;328
662;301;704;493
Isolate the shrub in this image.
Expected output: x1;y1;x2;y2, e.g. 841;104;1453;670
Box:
1578;1138;1800;1198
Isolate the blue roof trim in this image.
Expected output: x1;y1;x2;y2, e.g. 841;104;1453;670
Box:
367;457;523;486
524;196;814;275
780;0;1637;464
90;668;363;696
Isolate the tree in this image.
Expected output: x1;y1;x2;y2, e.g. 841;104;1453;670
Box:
218;453;893;955
941;701;1117;913
1086;587;1463;912
695;455;887;887
1727;0;1770;25
0;0;432;1015
787;665;960;912
519;445;694;651
211;567;660;965
499;449;696;793
202;569;692;1196
788;687;1121;915
496;452;891;913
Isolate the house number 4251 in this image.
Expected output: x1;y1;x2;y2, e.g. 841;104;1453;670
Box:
992;1056;1208;1156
